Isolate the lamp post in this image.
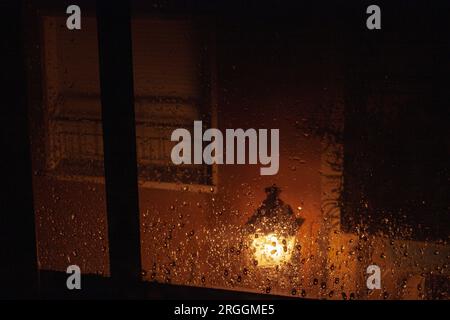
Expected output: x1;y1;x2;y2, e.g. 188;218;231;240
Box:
246;185;304;268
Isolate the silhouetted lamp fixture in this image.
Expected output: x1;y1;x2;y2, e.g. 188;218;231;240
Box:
246;185;304;267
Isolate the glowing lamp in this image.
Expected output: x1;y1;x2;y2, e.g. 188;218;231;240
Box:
246;185;304;268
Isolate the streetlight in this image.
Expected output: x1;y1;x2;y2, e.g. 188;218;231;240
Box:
246;185;304;268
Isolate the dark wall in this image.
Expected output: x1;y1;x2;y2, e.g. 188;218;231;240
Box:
340;0;450;241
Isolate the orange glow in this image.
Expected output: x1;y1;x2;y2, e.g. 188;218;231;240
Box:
251;233;295;267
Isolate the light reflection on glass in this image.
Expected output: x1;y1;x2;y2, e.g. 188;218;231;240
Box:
251;232;296;267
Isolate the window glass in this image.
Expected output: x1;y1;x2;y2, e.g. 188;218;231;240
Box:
29;12;109;276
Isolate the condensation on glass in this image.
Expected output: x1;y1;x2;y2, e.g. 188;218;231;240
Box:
26;3;450;300
28;13;109;276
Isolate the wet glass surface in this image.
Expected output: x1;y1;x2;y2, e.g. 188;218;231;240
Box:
23;1;450;300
